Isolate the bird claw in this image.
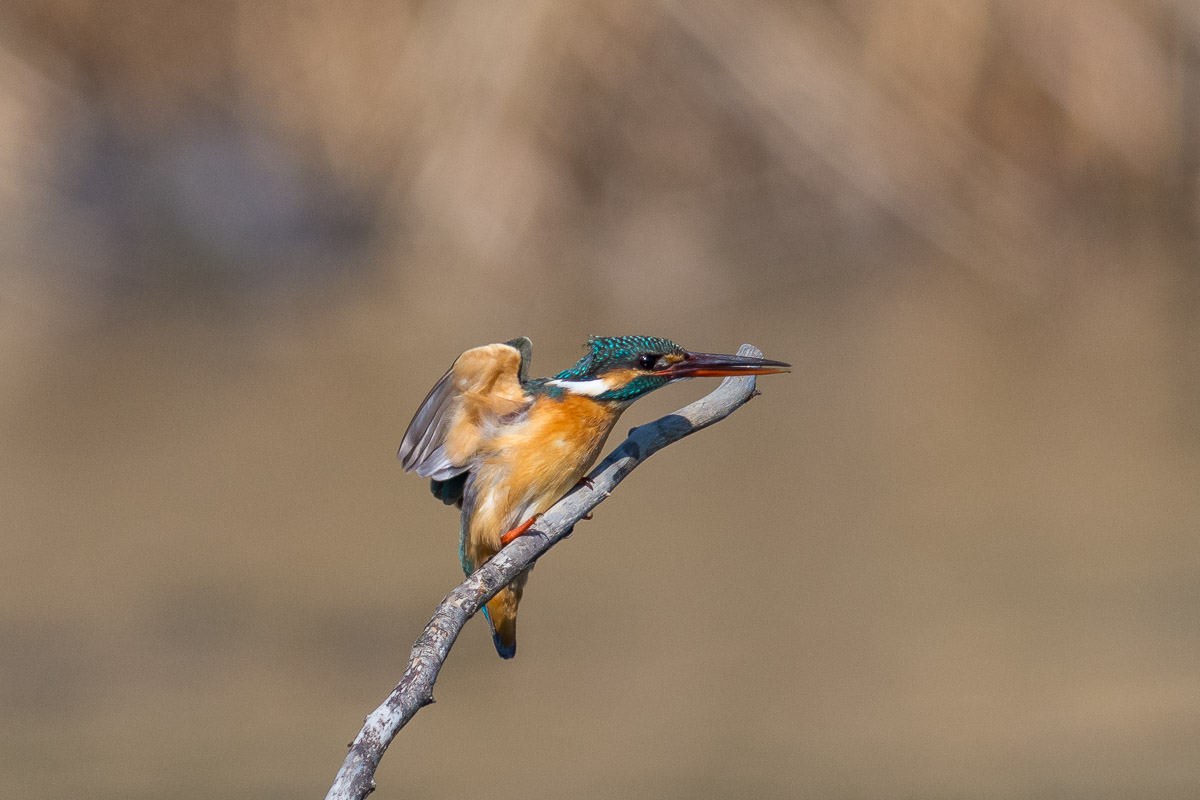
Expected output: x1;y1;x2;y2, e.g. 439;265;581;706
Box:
499;514;542;546
576;476;595;490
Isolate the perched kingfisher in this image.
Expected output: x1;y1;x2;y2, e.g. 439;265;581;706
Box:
398;335;789;659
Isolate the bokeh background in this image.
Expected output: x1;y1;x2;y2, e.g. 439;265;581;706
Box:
2;2;1199;797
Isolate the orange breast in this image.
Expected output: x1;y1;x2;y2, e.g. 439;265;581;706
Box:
464;394;623;565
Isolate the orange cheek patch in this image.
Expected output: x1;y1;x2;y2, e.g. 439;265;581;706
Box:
598;367;640;388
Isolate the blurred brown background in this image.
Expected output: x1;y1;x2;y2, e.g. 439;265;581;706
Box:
2;1;1199;798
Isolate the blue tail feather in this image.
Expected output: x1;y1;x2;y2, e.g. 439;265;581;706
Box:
481;606;516;659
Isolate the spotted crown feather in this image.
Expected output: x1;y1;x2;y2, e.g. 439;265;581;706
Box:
553;335;684;380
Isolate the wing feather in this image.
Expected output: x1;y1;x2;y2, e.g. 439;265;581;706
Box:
398;368;457;475
398;341;533;480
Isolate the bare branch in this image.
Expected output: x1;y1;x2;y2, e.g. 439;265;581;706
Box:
326;344;771;800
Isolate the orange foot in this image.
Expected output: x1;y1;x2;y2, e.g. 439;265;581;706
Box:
500;514;542;546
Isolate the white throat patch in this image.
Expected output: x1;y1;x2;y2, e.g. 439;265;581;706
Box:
546;377;612;397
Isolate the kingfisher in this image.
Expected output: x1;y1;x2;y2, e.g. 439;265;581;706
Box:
398;335;789;659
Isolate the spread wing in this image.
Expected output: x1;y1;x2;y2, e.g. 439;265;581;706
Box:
398;338;533;485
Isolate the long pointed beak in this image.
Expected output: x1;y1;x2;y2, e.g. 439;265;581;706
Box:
658;351;791;379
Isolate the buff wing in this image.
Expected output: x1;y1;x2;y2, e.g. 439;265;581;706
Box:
398;338;534;487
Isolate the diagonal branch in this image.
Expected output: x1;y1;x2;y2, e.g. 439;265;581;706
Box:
326;344;771;800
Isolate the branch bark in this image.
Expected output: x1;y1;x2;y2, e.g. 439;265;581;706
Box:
325;344;770;800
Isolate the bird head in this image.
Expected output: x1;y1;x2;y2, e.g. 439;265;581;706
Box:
546;335;790;403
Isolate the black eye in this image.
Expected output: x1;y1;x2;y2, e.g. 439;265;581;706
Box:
636;353;658;371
